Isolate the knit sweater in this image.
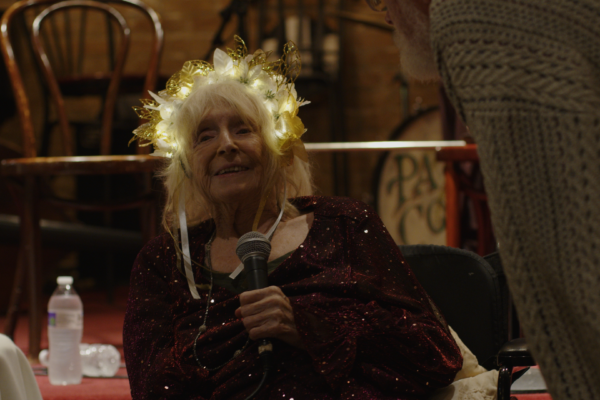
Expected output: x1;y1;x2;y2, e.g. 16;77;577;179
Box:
429;1;600;399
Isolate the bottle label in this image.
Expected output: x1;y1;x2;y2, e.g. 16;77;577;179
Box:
48;311;83;329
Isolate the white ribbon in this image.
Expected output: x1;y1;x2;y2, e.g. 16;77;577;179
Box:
178;187;200;299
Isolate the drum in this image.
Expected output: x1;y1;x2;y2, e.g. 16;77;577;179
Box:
373;107;445;245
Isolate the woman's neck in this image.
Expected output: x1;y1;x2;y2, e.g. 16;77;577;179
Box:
213;199;281;240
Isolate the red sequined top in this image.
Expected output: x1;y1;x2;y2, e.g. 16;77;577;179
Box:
123;196;462;399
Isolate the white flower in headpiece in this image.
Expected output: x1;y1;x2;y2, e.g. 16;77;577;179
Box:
237;59;263;86
152;139;173;158
142;91;182;157
206;49;235;84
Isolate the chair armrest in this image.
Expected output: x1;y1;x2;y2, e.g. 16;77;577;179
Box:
497;338;538;400
497;338;535;367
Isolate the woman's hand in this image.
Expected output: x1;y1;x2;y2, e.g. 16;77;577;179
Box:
235;286;305;349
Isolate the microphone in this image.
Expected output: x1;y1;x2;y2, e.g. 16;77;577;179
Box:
236;231;271;292
236;232;274;399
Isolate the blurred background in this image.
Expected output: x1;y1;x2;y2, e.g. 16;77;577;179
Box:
0;0;450;306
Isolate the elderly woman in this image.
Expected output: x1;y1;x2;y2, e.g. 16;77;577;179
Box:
123;38;462;400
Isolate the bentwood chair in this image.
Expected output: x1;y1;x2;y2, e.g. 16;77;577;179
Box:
400;245;538;399
0;0;164;358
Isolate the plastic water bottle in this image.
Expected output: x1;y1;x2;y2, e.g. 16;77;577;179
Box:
47;276;83;385
80;344;121;377
40;344;121;377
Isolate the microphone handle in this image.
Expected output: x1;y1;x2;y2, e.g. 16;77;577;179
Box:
238;243;274;399
242;256;274;361
244;256;269;291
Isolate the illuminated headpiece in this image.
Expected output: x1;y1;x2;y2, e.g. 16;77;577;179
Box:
130;36;310;164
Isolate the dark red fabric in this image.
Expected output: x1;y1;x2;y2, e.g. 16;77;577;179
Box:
123;196;463;400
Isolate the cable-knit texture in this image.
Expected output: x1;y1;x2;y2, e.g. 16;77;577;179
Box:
430;1;600;399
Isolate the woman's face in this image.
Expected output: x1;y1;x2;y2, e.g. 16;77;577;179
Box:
193;107;265;204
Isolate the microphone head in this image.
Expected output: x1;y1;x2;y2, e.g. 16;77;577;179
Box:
236;231;271;262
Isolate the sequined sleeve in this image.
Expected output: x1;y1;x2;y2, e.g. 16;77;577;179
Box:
289;204;463;396
123;235;187;399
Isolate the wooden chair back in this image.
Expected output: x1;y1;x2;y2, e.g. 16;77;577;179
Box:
0;0;163;158
33;1;130;156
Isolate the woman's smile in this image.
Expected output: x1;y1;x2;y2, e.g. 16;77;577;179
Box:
213;164;251;176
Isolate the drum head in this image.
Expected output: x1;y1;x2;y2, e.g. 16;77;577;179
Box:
373;107;445;245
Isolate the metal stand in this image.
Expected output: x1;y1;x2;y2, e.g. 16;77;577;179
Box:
203;0;250;60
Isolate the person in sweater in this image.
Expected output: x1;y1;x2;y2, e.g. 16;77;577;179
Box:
123;37;462;399
369;0;600;398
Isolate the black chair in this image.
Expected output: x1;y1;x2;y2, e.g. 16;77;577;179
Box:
400;244;538;400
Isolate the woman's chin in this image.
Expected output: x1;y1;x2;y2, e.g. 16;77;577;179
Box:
211;189;260;207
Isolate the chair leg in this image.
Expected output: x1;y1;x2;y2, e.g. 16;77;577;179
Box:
3;247;26;339
148;196;157;239
444;162;461;248
497;366;512;400
140;172;157;244
140;201;156;244
22;176;43;360
106;251;115;304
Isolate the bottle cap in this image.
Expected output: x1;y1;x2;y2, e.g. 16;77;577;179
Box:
57;276;73;285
